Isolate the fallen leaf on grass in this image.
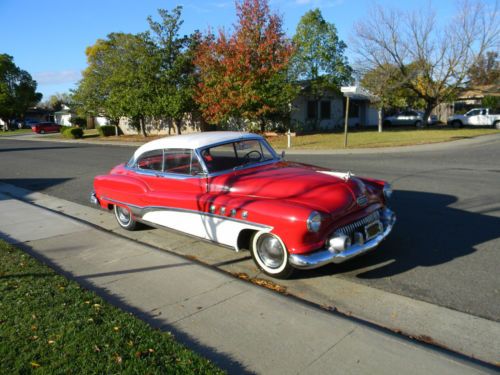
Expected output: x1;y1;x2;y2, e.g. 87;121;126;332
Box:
31;362;41;368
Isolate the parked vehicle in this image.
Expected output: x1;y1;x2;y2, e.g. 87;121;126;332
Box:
91;132;396;279
31;122;62;134
384;110;425;127
447;108;500;129
18;119;40;129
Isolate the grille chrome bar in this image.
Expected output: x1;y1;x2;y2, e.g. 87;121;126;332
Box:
336;210;380;236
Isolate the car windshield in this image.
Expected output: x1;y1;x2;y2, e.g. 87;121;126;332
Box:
200;139;276;173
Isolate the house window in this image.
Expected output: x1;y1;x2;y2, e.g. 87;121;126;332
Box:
320;101;331;119
307;101;317;119
344;99;360;118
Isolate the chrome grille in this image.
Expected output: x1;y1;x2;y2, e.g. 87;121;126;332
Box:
336;211;380;236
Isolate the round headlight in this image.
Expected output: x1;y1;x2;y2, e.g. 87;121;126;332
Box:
383;183;393;200
307;211;322;232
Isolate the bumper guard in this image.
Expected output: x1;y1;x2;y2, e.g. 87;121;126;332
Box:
289;208;396;270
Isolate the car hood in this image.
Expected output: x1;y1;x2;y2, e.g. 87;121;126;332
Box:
209;161;376;216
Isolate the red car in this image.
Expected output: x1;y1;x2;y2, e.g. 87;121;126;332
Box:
91;132;395;278
31;122;62;134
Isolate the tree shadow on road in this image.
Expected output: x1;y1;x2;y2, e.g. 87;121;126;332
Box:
300;190;500;279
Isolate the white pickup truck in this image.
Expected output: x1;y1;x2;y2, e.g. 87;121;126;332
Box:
447;108;500;129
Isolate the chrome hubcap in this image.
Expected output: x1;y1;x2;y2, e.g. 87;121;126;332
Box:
116;207;130;224
256;234;285;269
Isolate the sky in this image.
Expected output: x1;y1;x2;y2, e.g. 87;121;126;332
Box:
0;0;483;101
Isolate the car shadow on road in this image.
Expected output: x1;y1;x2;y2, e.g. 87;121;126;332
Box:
300;190;500;279
0;178;73;195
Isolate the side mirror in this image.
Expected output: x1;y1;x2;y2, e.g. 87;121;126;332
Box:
281;150;286;160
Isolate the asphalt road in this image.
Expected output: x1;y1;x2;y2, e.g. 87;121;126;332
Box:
1;135;499;322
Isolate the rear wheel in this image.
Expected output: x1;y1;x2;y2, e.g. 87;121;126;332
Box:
251;232;294;279
494;121;500;130
114;205;137;230
452;120;462;128
40;129;45;134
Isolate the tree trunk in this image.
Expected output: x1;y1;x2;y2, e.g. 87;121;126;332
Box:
378;108;383;133
139;117;147;137
174;118;182;135
423;102;435;127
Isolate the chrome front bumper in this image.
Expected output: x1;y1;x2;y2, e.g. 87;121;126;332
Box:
289;208;396;270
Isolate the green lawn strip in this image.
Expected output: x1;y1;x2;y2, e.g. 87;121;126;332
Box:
0;129;32;137
0;241;224;374
268;128;499;150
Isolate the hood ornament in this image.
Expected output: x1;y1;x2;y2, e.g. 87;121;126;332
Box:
317;170;354;181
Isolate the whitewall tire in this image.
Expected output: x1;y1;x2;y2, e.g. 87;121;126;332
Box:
251;232;294;279
114;205;137;231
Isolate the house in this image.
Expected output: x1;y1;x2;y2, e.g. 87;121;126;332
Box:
454;84;499;111
54;105;73;126
291;83;379;132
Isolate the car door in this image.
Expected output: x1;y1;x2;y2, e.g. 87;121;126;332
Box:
134;148;207;210
466;109;481;125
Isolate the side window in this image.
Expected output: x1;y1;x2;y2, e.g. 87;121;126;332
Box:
136;150;163;171
163;149;202;175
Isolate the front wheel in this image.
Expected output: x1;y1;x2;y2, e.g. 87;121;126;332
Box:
114;205;138;230
251;232;294;279
415;120;423;128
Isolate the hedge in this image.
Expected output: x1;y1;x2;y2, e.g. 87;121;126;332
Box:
98;125;116;137
62;127;83;139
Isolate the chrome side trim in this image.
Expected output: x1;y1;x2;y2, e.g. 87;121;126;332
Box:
289;208;396;270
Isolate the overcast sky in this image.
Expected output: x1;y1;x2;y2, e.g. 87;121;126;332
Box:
0;0;480;100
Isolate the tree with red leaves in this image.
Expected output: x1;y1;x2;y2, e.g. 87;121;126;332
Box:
195;0;297;131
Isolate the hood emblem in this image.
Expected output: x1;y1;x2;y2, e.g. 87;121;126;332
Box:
357;195;368;206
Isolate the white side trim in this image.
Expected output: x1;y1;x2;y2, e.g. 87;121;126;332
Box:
142;210;271;249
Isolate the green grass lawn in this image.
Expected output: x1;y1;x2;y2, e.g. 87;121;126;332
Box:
267;127;499;150
0;129;32;136
0;241;224;374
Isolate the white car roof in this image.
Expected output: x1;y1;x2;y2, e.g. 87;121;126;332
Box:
133;131;262;159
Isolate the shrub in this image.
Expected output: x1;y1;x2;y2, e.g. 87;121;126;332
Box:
70;116;87;128
62;127;83;139
98;125;116;137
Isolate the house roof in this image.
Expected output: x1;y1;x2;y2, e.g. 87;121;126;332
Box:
458;84;500;99
133;131;261;158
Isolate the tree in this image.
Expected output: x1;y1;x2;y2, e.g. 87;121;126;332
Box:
147;6;199;135
73;33;160;136
195;0;297;131
290;9;352;96
0;54;41;129
354;1;499;125
468;51;500;86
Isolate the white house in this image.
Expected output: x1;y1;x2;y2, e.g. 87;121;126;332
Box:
54;105;73;126
291;83;379;132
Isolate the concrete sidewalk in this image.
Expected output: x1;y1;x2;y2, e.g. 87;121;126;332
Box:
0;193;495;374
